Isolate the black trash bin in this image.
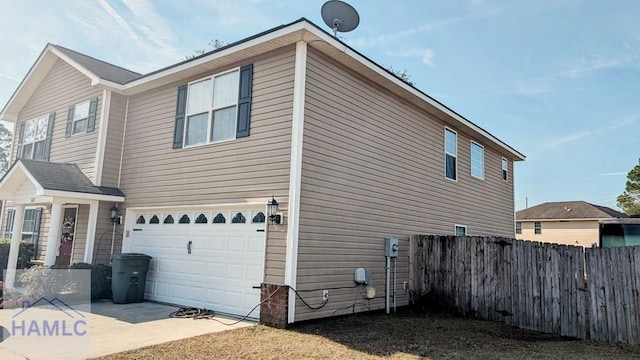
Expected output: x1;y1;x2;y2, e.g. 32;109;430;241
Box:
111;253;152;304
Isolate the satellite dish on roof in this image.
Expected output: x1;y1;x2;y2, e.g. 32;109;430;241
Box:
321;0;360;37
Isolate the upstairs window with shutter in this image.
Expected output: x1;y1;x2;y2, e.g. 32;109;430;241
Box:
66;97;98;137
173;64;253;148
17;113;55;161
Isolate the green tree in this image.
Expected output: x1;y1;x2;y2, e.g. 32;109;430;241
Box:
617;158;640;215
0;122;12;176
386;65;415;86
184;39;225;60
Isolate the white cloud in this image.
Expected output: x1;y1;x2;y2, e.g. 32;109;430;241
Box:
0;73;21;82
594;172;627;176
386;48;435;65
97;0;139;41
544;116;639;149
351;7;504;48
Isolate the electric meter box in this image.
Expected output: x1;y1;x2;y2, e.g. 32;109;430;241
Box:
385;238;399;257
354;267;372;284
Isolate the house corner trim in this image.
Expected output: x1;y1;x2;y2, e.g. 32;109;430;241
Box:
94;90;111;186
284;40;308;324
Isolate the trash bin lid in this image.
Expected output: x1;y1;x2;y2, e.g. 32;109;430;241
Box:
112;253;152;260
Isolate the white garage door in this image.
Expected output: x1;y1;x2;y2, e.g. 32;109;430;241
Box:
123;208;266;319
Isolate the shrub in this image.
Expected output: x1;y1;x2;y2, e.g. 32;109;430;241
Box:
0;239;36;270
71;262;112;301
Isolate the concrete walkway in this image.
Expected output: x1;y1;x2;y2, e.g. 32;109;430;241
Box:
0;300;255;359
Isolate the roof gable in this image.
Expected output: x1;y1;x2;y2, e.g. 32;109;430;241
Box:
516;201;627;220
1;18;524;161
0;159;125;201
0;44;140;122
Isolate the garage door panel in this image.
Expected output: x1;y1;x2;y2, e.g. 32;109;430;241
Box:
126;207;266;319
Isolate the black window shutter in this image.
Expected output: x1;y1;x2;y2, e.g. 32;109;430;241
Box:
87;97;98;132
16;123;25;159
5;209;15;238
44;112;55;161
236;64;253;138
66;106;75;137
173;84;188;149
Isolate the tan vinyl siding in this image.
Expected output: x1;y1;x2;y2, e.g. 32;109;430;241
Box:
35;207;50;261
93;201;124;265
14;59;101;179
294;49;516;321
518;219;599;248
119;47;296;283
100;93;128;187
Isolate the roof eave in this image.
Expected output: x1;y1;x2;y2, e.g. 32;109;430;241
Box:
41;189;125;203
122;19;524;160
517;217;622;222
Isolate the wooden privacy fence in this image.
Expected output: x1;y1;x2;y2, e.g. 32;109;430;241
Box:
410;235;640;344
586;246;640;344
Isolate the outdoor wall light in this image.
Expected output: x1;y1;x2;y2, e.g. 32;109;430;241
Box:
109;204;121;224
267;196;281;224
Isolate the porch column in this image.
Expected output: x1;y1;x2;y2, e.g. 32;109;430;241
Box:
83;201;99;264
44;202;64;266
5;204;25;289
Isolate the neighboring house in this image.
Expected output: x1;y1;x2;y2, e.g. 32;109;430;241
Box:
0;18;524;325
516;201;627;248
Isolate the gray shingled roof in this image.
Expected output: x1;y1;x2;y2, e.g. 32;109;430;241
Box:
53;44;141;84
19;159;124;197
516;201;626;220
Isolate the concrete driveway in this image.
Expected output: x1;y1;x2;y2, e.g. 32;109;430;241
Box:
0;300;255;359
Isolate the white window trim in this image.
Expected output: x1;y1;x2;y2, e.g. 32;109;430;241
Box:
470;141;485;180
444;127;458;182
7;206;41;240
454;224;467;236
183;67;240;148
71;100;91;136
21;114;49;160
534;221;542;235
502;157;509;182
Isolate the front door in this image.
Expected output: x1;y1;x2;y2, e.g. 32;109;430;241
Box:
55;207;77;266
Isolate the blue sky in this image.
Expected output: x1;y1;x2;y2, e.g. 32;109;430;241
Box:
1;0;639;211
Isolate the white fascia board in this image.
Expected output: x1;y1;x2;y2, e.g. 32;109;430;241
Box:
40;190;124;203
49;46;101;85
93;79;126;94
123;22;308;94
0;162;46;194
300;24;525;161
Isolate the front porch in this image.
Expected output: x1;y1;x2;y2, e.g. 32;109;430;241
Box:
0;159;125;288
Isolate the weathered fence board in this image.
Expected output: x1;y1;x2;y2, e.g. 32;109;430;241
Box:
411;235;640;344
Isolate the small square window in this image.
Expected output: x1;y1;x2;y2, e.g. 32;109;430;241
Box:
455;225;467;236
534;221;542;235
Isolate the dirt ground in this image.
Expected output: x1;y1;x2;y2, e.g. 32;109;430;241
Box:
96;308;640;359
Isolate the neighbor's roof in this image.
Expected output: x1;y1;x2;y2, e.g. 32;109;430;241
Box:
1;18;524;160
516;201;627;220
18;159;125;197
